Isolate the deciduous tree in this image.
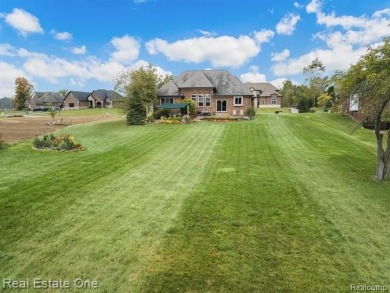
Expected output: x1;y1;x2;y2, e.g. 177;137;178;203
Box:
14;77;33;110
303;58;329;107
338;38;390;180
114;65;171;125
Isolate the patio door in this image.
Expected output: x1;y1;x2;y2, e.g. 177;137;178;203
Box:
216;100;227;112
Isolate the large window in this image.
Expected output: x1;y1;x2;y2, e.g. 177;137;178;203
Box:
271;98;277;105
205;94;211;107
234;96;243;106
198;94;204;107
69;103;75;108
216;100;227;112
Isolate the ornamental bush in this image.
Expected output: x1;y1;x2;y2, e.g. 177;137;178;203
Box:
33;133;84;151
245;107;256;119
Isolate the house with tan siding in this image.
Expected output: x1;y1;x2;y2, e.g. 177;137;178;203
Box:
157;70;253;116
245;82;282;108
88;89;124;109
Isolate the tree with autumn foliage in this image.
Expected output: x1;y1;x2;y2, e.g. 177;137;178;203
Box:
14;77;33;110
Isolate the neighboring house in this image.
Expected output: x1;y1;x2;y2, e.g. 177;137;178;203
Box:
27;92;64;110
63;91;90;110
88;89;124;109
245;82;282;108
157;70;253;116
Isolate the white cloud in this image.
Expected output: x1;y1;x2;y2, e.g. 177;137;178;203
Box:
0;43;16;56
271;49;290;62
294;2;304;9
273;3;390;79
272;44;367;76
314;8;390;48
71;45;87;55
253;29;275;43
146;35;262;67
110;35;140;64
240;66;287;89
0;61;30;97
1;8;43;36
51;30;73;41
240;66;267;83
0;35;172;96
198;30;217;37
276;13;301;35
270;78;288;90
306;0;322;14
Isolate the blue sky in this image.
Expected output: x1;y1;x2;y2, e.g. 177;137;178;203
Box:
0;0;389;97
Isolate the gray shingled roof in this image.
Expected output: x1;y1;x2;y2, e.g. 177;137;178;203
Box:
92;89;124;101
67;91;90;101
157;80;182;97
157;70;252;97
39;92;65;103
175;71;215;88
245;82;281;97
202;71;252;96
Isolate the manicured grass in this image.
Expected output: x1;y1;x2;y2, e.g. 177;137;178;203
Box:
1;113;389;292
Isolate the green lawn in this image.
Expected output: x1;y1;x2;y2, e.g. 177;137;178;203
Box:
0;113;389;292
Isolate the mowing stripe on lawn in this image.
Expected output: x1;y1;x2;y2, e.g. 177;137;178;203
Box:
0;121;226;292
139;114;390;292
267;114;390;283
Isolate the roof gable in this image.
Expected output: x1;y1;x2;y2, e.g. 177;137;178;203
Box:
158;70;252;97
174;71;214;88
245;82;281;97
157;80;181;97
66;91;90;101
202;70;253;96
40;92;64;103
91;89;124;101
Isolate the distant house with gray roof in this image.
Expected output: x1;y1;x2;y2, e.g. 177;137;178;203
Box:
27;92;65;110
63;89;124;110
157;70;254;116
88;89;124;109
245;82;282;108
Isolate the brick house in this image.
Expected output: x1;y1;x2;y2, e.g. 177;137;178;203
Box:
63;91;90;110
245;82;282;108
87;89;124;109
157;70;254;116
63;90;124;110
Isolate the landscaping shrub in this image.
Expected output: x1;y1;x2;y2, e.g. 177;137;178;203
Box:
33;133;84;151
245;107;256;119
153;109;171;119
159;117;181;124
180;99;196;117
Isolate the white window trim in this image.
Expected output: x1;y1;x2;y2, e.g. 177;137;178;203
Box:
198;94;204;107
205;94;211;107
234;96;243;106
271;98;277;105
